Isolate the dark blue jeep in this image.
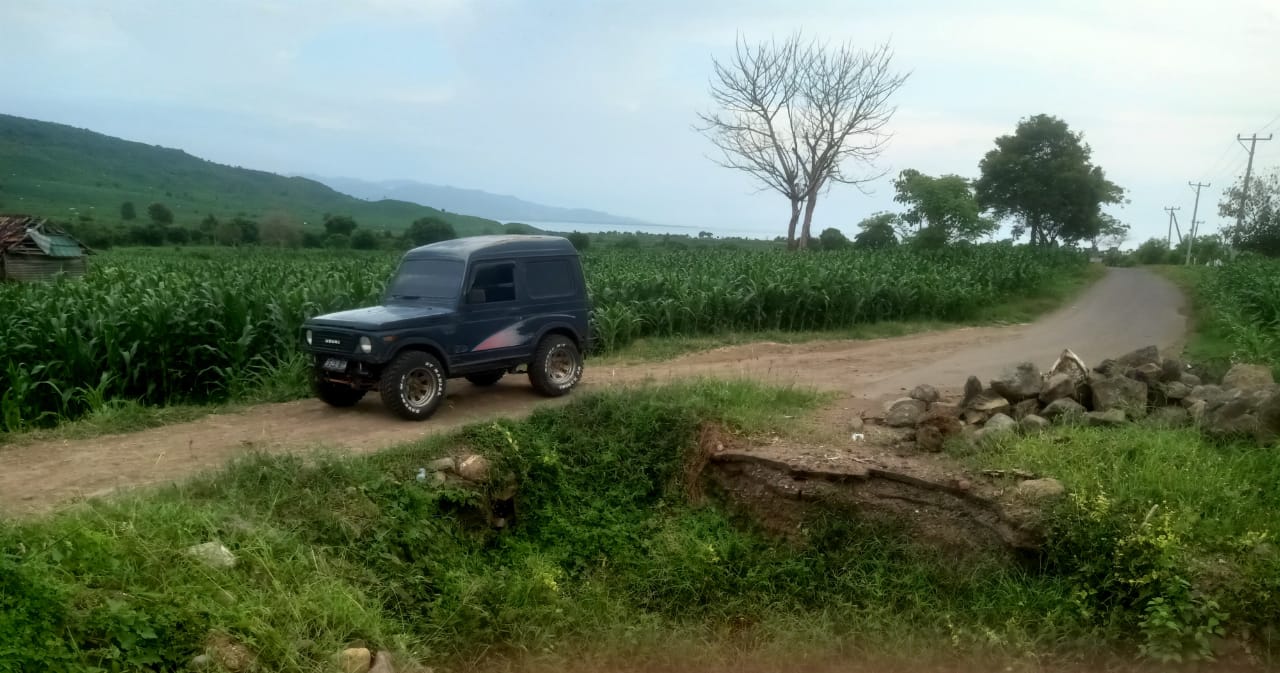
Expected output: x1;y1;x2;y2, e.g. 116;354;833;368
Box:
302;235;590;420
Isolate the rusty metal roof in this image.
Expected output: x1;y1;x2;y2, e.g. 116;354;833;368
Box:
0;215;87;257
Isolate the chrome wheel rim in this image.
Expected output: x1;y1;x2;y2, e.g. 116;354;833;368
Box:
547;347;578;386
404;368;438;408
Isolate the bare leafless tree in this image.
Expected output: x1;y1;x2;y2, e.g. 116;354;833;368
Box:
698;36;908;249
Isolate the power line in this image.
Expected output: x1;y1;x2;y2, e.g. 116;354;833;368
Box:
1164;206;1181;247
1185;182;1210;265
1260;112;1280;134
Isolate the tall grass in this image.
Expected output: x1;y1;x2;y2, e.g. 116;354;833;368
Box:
1195;256;1280;370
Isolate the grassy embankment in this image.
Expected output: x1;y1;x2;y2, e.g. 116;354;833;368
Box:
4;381;1278;671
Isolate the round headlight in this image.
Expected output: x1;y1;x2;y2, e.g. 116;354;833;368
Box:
359;336;372;354
305;329;313;345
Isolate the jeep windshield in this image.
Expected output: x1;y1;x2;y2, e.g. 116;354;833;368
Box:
385;258;464;305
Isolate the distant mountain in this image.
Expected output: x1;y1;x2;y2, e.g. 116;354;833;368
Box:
310;175;650;227
0;114;505;234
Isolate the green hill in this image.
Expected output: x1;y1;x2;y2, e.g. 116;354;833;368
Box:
0;113;503;234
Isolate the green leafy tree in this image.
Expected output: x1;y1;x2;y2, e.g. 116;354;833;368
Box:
406;216;456;246
147;202;174;226
199;214;219;233
852;212;898;249
1092;214;1130;250
1133;238;1172;265
566;231;591;251
893;169;995;246
974;114;1125;245
214;220;243;246
229;216;259;244
120;201;137;221
325;233;350;249
818;227;850;250
258;213;302;248
351;229;379;250
322;214;358;237
164;227;190;245
1220;168;1280;256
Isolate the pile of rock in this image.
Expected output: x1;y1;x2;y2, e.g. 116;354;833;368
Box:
880;345;1280;449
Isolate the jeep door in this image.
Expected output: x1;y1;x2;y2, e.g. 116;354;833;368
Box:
455;259;532;368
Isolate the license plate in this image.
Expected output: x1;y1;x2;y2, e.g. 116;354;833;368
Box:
322;357;347;372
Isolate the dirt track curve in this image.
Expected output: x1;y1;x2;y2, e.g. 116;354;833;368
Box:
0;267;1185;514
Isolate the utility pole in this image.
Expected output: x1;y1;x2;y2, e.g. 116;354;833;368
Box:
1236;133;1274;230
1164;206;1180;247
1185;181;1210;265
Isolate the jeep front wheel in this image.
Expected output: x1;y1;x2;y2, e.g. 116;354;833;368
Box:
528;334;582;397
380;351;446;420
314;378;366;407
465;370;506;387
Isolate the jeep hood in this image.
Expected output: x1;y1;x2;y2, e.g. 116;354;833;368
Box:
307;304;454;330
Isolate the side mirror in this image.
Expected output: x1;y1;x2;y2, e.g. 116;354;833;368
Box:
467;288;486;304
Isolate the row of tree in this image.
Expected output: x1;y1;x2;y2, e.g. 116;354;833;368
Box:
700;34;1125;250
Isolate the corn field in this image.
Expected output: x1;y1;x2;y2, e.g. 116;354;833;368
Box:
1197;257;1280;368
1;245;1086;431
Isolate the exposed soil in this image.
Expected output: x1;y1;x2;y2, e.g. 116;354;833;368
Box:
0;268;1186;515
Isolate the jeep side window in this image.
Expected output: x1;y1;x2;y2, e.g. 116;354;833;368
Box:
467;262;516;304
525;259;576;299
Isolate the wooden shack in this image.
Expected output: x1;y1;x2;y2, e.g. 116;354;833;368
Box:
0;215;90;282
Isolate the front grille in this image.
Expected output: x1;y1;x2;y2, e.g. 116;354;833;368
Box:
312;330;354;353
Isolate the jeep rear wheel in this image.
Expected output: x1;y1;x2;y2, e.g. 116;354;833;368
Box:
314;378;366;407
529;334;582;397
465;370;506;387
380;351;446;421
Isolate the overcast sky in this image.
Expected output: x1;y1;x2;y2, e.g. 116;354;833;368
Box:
3;0;1278;243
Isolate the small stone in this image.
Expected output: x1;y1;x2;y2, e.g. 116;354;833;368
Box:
916;424;944;453
962;375;983;406
191;654;212;669
1133;363;1163;384
985;413;1017;433
431;471;447;486
427;457;455;472
456;455;492;482
1186;399;1208;423
909;384;940;404
1257;391;1280;444
885;398;928;427
1180;372;1202;387
1186;384;1228;407
1015;477;1066;501
962;409;988;426
340;648;373;673
1163;381;1192;400
1094;358;1120;376
849;416;864;432
1147;406;1190;428
1011;398;1040;420
990;362;1043;402
1041;398;1086;422
925;402;961;419
955;478;972;491
1085;409;1127;426
370;651;397;673
1020;414;1051;433
1115;345;1160;368
1222;364;1275;390
186;541;236;569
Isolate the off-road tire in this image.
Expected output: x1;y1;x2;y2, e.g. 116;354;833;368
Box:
380;351;447;421
528;334;583;397
465;370;506;387
314;378;366;407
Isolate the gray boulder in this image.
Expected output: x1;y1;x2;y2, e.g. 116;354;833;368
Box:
1161;358;1185;383
910;384;941;404
968;391;1011;415
962;375;983;407
962;409;988;426
1116;345;1161;369
1039;372;1079;403
1222;364;1275;390
457;454;493;482
1133;363;1163;385
1180;372;1202;387
186;541;236;569
990;362;1043;402
1163;381;1192;401
1205;394;1265;437
1042;398;1087;423
1256;391;1280;444
1091;375;1148;418
1085;409;1127;427
885;398;928;427
1015;477;1066;501
985;413;1017;433
1011;398;1040;420
1186;399;1208;424
1020;414;1051;433
1185;384;1228;408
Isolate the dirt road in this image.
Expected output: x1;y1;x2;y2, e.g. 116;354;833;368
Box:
0;268;1185;514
